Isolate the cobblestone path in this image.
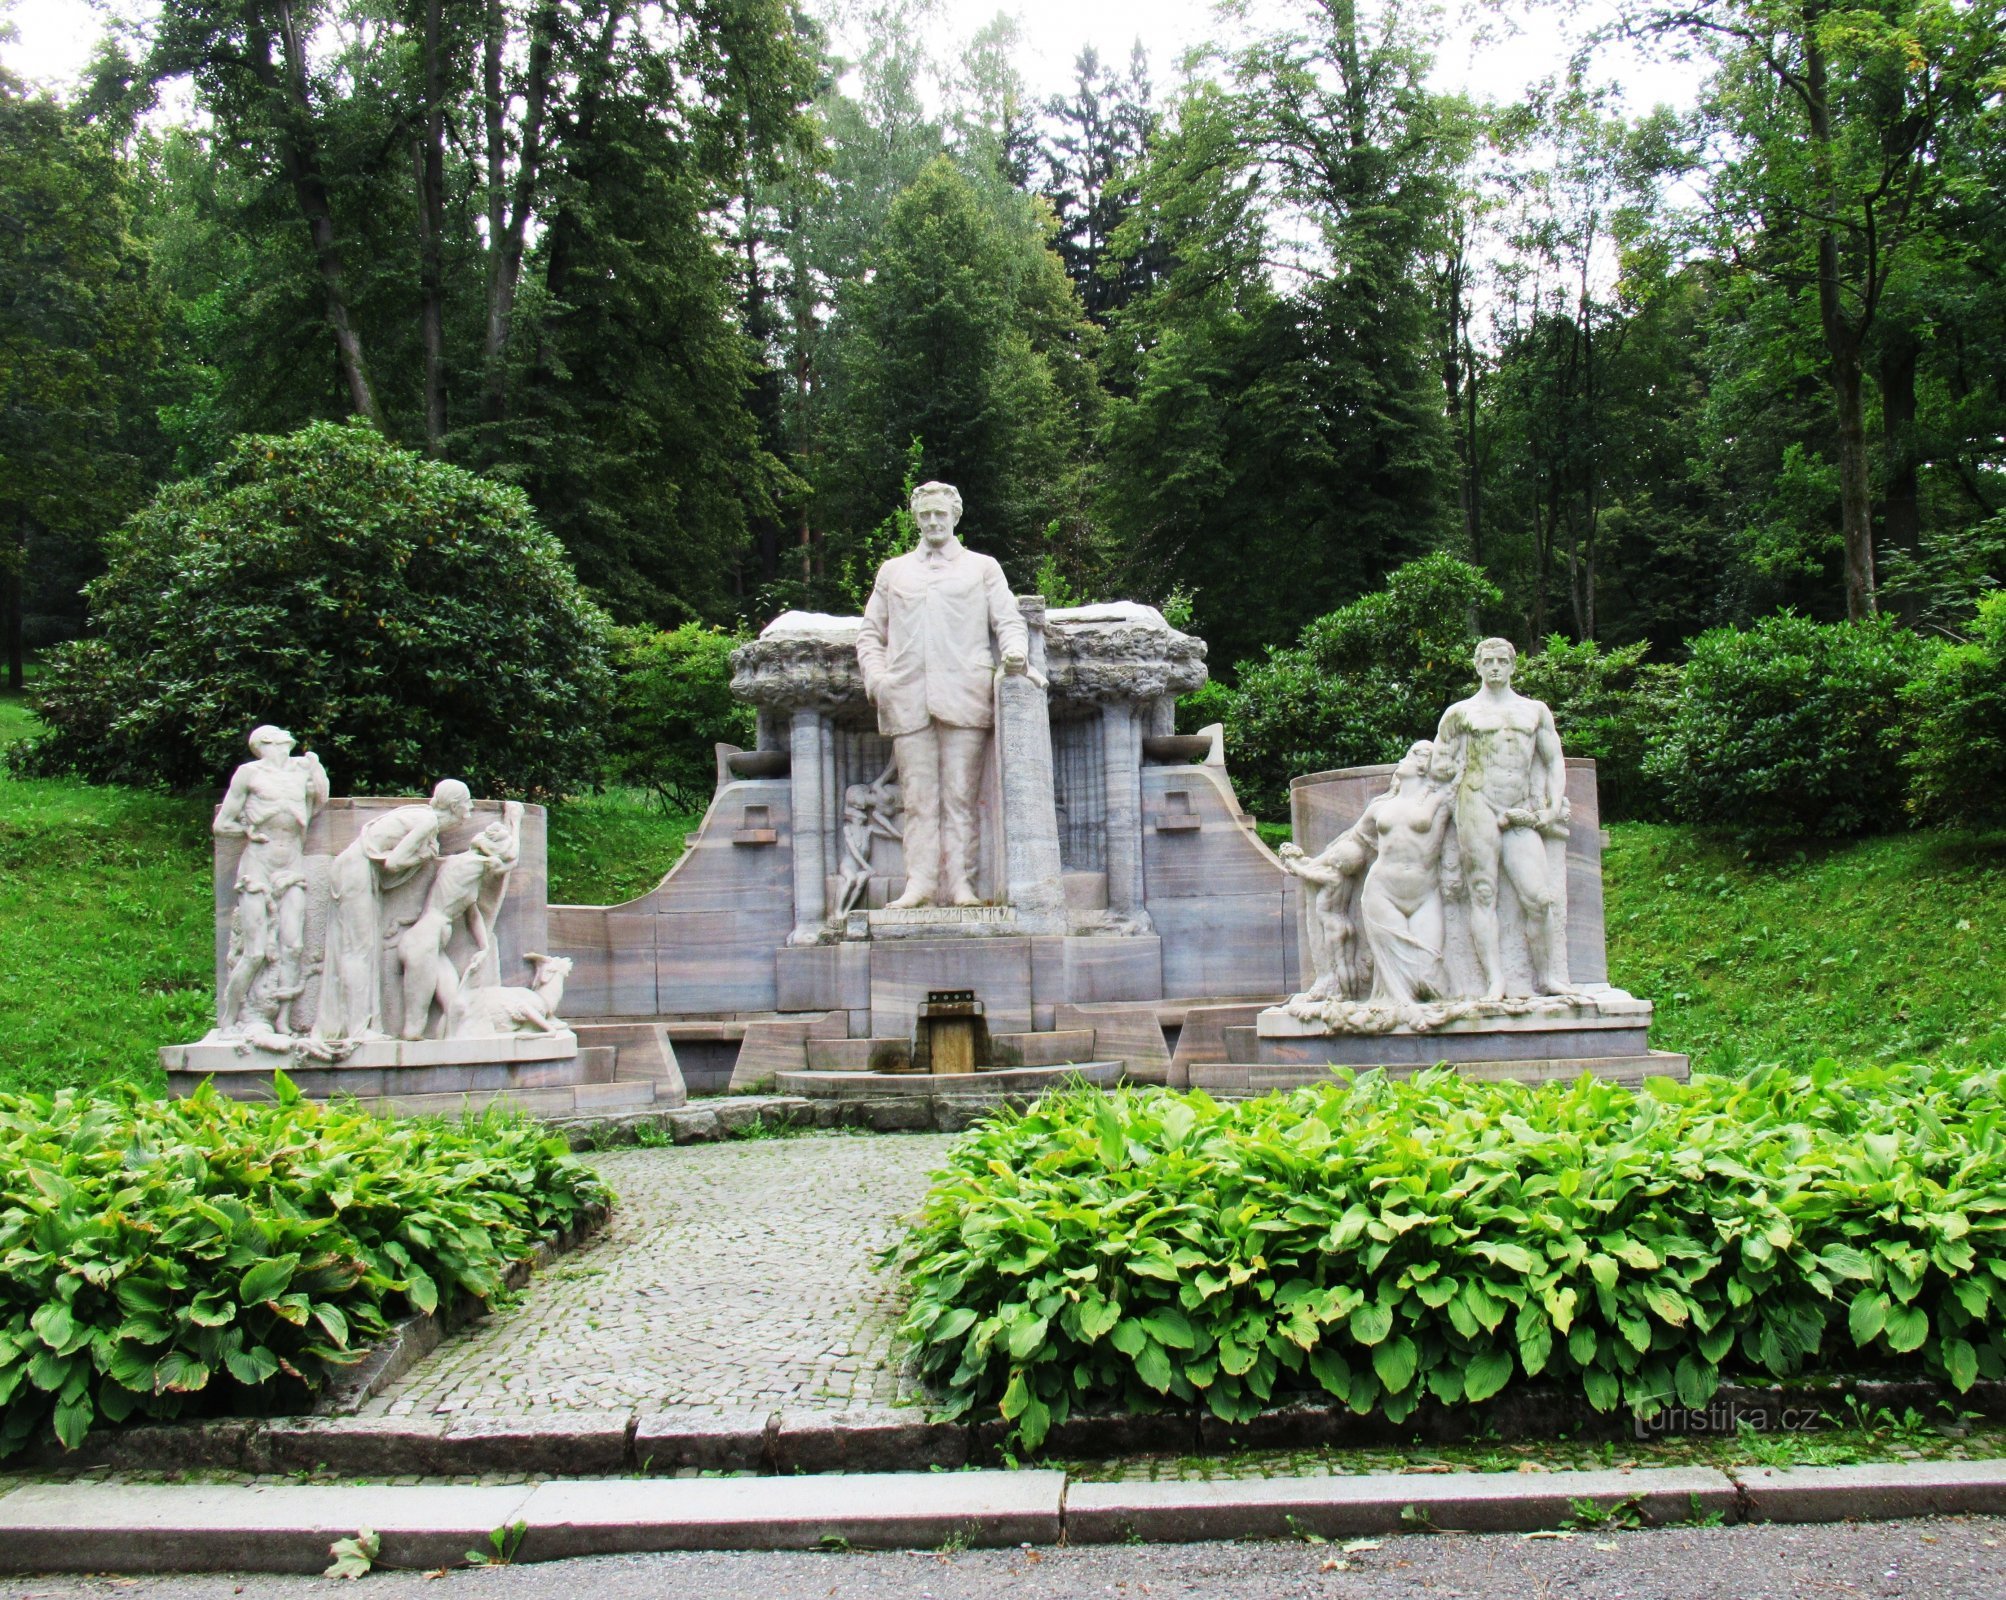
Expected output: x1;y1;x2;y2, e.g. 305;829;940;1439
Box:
365;1133;954;1418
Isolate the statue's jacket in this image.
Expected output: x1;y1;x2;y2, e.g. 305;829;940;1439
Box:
856;541;1028;737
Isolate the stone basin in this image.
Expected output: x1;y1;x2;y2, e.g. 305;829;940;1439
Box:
775;1060;1122;1102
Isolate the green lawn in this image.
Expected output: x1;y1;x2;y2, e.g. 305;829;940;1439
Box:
1605;821;2006;1073
0;693;212;1095
544;786;701;905
4;685;2002;1095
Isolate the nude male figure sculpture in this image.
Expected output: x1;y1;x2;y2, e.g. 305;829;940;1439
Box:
1433;638;1575;998
396;800;524;1040
315;779;474;1040
856;481;1027;907
213;725;330;1035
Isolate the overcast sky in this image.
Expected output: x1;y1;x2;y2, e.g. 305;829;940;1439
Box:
4;0;1704;115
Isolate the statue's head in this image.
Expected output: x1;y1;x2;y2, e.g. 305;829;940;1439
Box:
1473;636;1517;688
1396;739;1433;779
430;778;474;820
471;819;515;859
248;724;295;760
910;481;963;548
1428;739;1461;785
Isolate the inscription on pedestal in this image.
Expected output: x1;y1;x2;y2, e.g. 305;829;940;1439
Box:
864;904;1019;940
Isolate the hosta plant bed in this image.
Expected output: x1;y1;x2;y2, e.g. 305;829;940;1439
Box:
896;1064;2006;1449
0;1074;606;1460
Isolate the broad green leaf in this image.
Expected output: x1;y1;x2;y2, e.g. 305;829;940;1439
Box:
1133;1338;1173;1393
1883;1304;1929;1353
1582;1368;1620;1412
1139;1306;1195;1350
1462;1348;1514;1404
1674;1355;1717;1409
931;1308;978;1345
1006;1315;1049;1360
30;1302;76;1352
1372;1336;1418;1395
1349;1302;1393;1346
1848;1291;1890;1346
239;1253;299;1305
1945;1338;1980;1392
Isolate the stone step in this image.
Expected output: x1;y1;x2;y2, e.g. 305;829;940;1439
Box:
1188;1051;1690;1097
804;1038;912;1072
570;1080;662;1110
992;1029;1097;1067
357;1080;665;1120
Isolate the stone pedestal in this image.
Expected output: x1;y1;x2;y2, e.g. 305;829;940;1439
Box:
996;597;1066;934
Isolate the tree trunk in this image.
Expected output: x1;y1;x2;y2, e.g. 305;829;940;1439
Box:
417;0;447;450
1880;322;1921;618
1831;351;1876;620
1804;14;1876;619
251;0;381;427
1438;225;1481;564
532;2;624;384
4;520;23;693
482;0;558;422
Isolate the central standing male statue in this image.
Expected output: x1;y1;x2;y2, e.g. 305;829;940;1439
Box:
1433;637;1574;998
857;481;1027;907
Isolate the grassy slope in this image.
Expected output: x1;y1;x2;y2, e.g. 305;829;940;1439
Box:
0;694;211;1095
544;787;701;905
1605;821;2006;1073
0;692;694;1094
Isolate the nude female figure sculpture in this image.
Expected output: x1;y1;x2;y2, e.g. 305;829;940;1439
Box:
1283;740;1456;1004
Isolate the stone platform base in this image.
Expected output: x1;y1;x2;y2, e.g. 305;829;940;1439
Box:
1173;990;1690;1096
161;1027;686;1122
1189;1049;1690;1097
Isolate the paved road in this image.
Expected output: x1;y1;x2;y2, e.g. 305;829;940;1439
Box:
366;1134;951;1418
16;1519;2006;1598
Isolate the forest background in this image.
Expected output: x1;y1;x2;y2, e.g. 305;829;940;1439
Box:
3;0;2004;707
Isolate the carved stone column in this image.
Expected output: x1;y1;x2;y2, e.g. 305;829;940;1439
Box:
788;707;826;945
1101;700;1150;928
998;597;1066;933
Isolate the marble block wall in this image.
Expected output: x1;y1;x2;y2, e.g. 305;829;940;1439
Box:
1139;764;1300;1001
209;797;548;1043
549;778;793;1018
1286;756;1610;994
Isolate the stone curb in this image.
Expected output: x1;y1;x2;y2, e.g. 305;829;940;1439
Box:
0;1480;535;1575
51;1375;2006;1481
1737;1459;2006;1522
13;1461;2006;1572
1062;1465;1736;1544
313;1199;615;1419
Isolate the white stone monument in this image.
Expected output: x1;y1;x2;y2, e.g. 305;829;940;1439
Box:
856;481;1028;910
162;741;642;1112
1259;638;1683;1083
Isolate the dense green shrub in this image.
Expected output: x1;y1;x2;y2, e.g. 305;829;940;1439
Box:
12;421;615;796
898;1067;2006;1448
605;624;754;810
1220;554;1502;820
1645;613;1933;841
1904;593;2006;828
1514;636;1681;822
0;1078;605;1456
